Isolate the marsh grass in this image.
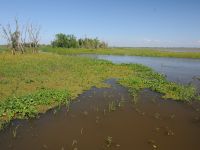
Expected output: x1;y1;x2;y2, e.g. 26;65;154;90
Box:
41;46;200;59
0;52;197;129
118;64;196;101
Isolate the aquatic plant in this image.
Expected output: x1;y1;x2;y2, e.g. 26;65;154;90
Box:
0;89;70;124
108;101;116;112
148;139;158;149
164;127;175;136
12;125;19;138
105;136;113;147
80;128;83;135
119;64;196;101
72;139;78;146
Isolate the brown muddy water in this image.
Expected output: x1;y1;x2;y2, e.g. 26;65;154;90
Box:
0;79;200;150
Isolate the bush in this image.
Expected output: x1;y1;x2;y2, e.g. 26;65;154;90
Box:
51;33;108;49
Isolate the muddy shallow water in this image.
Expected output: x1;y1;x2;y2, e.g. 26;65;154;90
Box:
0;79;200;150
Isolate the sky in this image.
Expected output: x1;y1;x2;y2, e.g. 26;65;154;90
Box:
0;0;200;47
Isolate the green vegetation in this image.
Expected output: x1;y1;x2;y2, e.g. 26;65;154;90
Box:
51;33;108;49
0;46;8;53
0;89;70;120
41;46;200;59
119;65;196;100
0;52;197;129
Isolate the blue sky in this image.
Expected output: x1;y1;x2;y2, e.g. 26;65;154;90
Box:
0;0;200;47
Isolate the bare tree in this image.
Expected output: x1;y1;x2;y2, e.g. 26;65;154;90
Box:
28;23;41;53
0;19;41;54
20;23;28;51
0;18;24;55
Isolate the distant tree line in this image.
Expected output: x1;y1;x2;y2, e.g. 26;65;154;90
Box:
51;33;108;49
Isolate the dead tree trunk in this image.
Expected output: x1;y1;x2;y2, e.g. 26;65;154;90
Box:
1;19;41;54
28;24;41;53
0;19;25;55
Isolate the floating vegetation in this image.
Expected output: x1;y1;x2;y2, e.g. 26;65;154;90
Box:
96;116;100;124
151;98;156;104
134;108;145;116
147;139;158;149
53;109;57;115
154;113;161;119
117;100;125;108
132;95;138;104
154;127;160;133
164;127;175;136
82;111;88;116
108;101;116;112
80;128;83;135
169;114;175;119
105;136;113;148
65;100;70;112
95;106;99;112
72;139;78;147
12;125;19;138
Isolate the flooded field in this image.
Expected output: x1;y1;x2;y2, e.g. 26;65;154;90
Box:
1;54;200;150
81;54;200;84
0;79;200;150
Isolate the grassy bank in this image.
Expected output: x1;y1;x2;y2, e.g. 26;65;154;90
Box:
0;46;8;53
0;52;197;129
41;46;200;59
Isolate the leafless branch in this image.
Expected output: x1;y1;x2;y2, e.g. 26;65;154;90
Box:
28;23;41;53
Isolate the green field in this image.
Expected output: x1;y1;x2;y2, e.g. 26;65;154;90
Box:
41;46;200;59
0;51;197;129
